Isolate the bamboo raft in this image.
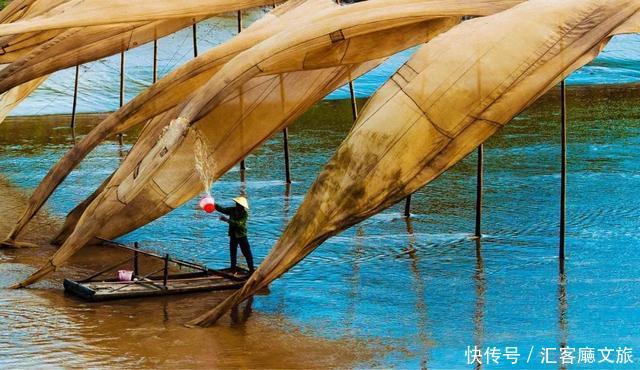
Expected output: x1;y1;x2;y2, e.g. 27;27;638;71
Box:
64;239;250;301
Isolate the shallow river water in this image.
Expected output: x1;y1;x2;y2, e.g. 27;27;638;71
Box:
1;84;640;368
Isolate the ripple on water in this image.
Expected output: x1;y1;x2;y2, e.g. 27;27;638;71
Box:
0;277;130;367
3;83;640;367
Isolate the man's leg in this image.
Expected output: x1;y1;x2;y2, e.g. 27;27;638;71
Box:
238;236;255;272
229;236;238;271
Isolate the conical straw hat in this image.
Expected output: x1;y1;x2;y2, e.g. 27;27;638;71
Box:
232;196;249;210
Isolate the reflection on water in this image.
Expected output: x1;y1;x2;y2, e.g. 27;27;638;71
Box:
1;84;640;367
473;239;485;370
558;260;568;370
404;217;431;369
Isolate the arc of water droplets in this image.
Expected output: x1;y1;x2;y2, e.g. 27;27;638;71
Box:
194;128;217;196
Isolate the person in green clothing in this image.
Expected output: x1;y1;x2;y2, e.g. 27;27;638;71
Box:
217;196;255;273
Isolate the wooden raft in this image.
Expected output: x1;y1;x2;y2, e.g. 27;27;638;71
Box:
64;239;250;301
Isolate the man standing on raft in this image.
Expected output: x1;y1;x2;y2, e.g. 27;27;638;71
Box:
217;196;255;274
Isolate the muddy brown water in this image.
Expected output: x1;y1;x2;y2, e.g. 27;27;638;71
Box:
0;177;378;368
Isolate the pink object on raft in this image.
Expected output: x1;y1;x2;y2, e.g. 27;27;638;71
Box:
199;195;216;213
118;270;133;281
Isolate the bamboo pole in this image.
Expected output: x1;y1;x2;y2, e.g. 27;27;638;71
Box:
133;241;139;276
70;65;80;141
279;71;291;184
404;195;411;217
118;51;125;145
153;39;158;84
192;23;198;57
163;253;170;287
348;81;358;121
238;10;246;172
119;51;125;107
474;144;484;238
559;80;567;260
283;128;291;184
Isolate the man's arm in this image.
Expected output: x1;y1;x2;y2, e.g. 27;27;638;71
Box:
217;205;233;216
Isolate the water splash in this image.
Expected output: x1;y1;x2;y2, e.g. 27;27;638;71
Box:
194;129;216;196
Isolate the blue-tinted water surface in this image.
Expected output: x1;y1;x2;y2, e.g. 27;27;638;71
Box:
1;84;640;368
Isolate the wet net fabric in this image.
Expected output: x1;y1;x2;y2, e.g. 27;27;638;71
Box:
0;0;69;124
189;0;640;326
0;17;207;94
5;0;337;247
0;0;278;36
0;73;46;122
13;0;520;288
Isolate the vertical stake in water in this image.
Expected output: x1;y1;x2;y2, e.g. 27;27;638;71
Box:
118;51;125;145
70;65;80;141
192;23;198;58
349;81;358;121
133;241;139;277
475;144;484;238
237;10;247;173
560;80;567;260
153;39;158;84
163;254;170;287
283;128;292;184
404;196;412;217
279;72;292;184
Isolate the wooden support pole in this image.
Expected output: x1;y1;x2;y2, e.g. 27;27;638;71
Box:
348;81;358;121
559;80;567;260
283;128;291;183
192;23;198;58
163;253;170;287
153;39;158;84
118;51;125;145
475;144;484;238
404;195;412;217
119;51;125;107
70;65;80;140
238;10;246;172
133;241;139;276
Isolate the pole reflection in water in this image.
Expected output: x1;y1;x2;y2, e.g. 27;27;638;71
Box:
403;217;430;369
345;227;364;331
283;183;291;221
558;259;568;370
231;296;254;325
163;299;170;325
473;239;485;370
273;184;292;316
70;65;80;142
117;143;126;161
239;171;247;197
